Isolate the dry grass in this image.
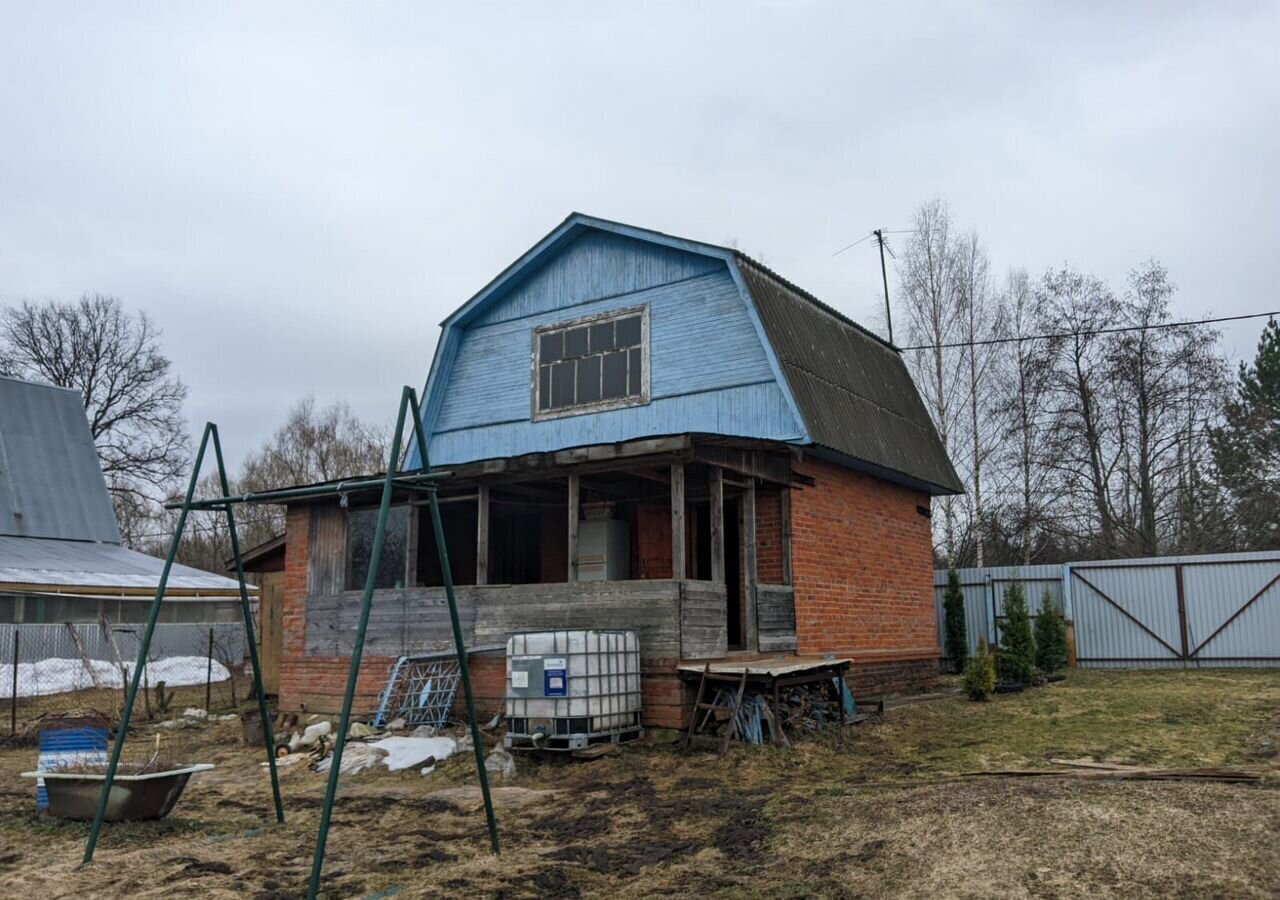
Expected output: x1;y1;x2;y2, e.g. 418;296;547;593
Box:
0;668;1276;899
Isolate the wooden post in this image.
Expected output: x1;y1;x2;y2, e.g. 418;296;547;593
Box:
709;466;725;583
405;505;419;588
779;486;792;586
476;485;489;586
671;463;686;581
567;473;580;582
743;477;758;650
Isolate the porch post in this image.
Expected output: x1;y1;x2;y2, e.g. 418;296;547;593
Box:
670;463;686;580
476;485;489;586
743;477;758;650
567;473;580;582
709;466;725;583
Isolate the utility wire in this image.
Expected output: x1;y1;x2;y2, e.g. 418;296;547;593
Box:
897;310;1280;352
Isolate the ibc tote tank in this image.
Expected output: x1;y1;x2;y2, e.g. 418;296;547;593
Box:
503;629;643;751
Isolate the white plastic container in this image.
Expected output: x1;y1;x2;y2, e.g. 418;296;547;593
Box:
504;629;642;751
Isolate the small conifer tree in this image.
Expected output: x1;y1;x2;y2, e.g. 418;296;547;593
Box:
1034;589;1068;673
997;581;1036;684
943;567;968;673
963;638;996;700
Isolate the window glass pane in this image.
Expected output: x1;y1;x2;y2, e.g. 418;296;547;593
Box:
563;327;589;358
615;316;642;348
628;347;642;396
551;360;575;408
539;331;563;363
345;506;409;590
602;350;628;399
0;595;15;624
589;322;614;353
538;365;551;411
576;355;601;403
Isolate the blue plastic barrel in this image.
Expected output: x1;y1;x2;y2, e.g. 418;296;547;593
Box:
36;718;109;810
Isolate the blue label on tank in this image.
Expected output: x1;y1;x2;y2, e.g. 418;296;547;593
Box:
544;667;566;697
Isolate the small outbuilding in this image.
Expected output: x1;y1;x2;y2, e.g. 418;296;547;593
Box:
276;214;961;726
0;375;249;625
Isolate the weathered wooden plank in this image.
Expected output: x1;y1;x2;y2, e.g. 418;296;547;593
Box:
568;473;580;582
476;485;490;585
307;507;346;596
743;478;758;651
756;583;796;652
679;580;728;659
693;444;792;486
709;466;725;584
671;463;686;581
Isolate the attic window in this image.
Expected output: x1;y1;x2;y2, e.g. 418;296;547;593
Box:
533;306;648;419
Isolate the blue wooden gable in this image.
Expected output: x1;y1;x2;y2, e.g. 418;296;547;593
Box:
414;215;809;467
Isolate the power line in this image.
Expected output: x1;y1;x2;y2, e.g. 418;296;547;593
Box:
832;228;917;257
898;310;1280;352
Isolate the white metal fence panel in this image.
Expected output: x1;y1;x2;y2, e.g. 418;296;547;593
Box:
935;565;1064;661
937;551;1280;669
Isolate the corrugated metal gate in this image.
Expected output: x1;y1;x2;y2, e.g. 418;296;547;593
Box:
937;551;1280;668
1070;554;1280;667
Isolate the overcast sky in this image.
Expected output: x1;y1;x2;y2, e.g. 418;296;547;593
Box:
2;2;1277;469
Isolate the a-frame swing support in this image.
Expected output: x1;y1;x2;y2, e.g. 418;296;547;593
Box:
79;386;500;900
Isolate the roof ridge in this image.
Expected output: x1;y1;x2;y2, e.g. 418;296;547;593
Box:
731;252;898;351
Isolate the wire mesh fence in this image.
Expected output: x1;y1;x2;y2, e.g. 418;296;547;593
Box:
2;622;249;736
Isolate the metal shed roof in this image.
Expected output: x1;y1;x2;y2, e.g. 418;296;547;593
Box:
0;534;250;595
0;376;121;542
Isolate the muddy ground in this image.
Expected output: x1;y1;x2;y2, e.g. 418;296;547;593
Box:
0;669;1277;899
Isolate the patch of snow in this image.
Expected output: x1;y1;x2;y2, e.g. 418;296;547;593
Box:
0;656;230;699
369;736;457;772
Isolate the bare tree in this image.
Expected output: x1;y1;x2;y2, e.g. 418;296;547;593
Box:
141;397;389;568
1035;267;1120;556
990;269;1054;565
1105;262;1227;555
0;295;189;539
897;199;966;563
951;230;1001;566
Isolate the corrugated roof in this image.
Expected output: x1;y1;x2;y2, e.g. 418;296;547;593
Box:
0;534;251;594
736;255;964;495
0;376;121;542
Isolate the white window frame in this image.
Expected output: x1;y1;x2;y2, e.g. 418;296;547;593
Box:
530;305;650;421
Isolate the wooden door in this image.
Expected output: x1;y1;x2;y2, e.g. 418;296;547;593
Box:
257;572;284;695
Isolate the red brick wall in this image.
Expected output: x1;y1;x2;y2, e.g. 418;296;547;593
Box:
790;457;938;668
756;488;784;584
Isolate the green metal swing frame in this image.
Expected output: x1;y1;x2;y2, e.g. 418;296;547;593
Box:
80;385;500;899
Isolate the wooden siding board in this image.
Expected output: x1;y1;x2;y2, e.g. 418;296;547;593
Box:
303;581;690;660
756;583;797;652
680;580;728;659
307;507;345;597
436;270;774;433
467;230;722;328
431;382;799;466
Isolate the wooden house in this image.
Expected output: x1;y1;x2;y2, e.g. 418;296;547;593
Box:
277;214;962;726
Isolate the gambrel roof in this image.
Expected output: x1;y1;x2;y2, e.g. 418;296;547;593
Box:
419;213;962;495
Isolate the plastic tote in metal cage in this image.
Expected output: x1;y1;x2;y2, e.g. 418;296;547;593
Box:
504;629;643;751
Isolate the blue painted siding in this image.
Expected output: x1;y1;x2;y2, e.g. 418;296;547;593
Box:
465;229;721;327
422;231;805;465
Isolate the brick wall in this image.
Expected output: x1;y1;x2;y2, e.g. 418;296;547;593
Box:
756;488;784;584
790;456;939;680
